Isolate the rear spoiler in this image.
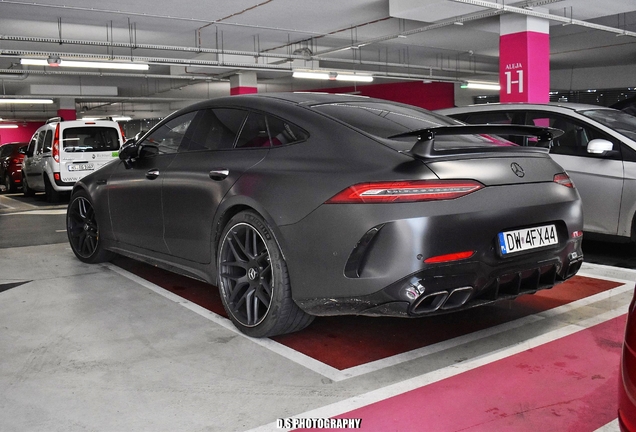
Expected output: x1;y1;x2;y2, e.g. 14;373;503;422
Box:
388;124;563;159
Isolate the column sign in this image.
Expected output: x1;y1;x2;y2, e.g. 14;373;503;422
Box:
499;30;549;103
504;63;524;95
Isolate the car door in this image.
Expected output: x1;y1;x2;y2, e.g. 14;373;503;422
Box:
25;130;46;190
524;111;624;235
107;110;197;254
161;108;270;263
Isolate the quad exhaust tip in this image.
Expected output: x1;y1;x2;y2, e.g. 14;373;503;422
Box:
411;286;474;314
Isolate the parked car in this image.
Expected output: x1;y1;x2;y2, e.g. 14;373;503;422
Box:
66;93;584;337
437;103;636;242
0;142;27;193
22;117;124;202
620;284;636;432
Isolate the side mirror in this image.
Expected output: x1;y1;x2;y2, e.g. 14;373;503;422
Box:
119;141;139;162
587;139;614;155
138;144;159;159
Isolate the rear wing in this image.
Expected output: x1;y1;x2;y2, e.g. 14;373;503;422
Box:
388;124;563;159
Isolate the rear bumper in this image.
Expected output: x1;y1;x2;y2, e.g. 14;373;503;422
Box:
278;181;584;317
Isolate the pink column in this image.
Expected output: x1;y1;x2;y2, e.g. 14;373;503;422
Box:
229;72;257;96
499;13;550;103
57;98;77;120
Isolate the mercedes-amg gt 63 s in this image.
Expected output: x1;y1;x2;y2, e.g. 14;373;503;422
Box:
66;93;584;337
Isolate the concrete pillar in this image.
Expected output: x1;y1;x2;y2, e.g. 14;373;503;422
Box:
229;72;257;96
57;98;77;120
499;11;550;103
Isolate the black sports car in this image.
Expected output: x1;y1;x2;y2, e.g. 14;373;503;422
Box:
66;93;584;337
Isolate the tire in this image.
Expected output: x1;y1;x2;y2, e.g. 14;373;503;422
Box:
44;175;60;203
5;172;16;193
67;189;115;264
22;172;35;197
217;210;314;337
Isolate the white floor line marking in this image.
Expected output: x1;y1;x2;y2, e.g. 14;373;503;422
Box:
339;281;633;379
1;209;67;216
594;418;620;432
106;264;345;381
580;262;636;280
55;229;66;232
247;306;629;432
108;261;634;383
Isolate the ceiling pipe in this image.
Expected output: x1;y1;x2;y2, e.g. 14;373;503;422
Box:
450;0;636;38
0;68;223;81
0;0;325;37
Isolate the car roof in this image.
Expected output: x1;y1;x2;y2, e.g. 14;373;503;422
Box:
438;102;614;113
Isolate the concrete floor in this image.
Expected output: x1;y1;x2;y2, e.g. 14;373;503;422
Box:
0;191;632;431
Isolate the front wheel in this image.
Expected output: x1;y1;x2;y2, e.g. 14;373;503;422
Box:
67;190;114;263
5;172;16;193
22;172;35;197
217;211;314;337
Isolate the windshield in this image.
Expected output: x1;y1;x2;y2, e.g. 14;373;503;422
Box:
579;108;636;142
62;127;121;152
312;102;515;151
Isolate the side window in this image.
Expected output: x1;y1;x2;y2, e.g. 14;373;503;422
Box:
142;111;197;155
266;116;308;146
235;112;271;148
182;109;247;152
235;112;307;149
27;133;38;155
42;130;53;153
525;112;619;158
465;112;514;125
35;131;46;154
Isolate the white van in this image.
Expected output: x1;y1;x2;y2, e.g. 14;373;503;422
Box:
22;117;124;202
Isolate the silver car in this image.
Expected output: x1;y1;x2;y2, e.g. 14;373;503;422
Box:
437;103;636;242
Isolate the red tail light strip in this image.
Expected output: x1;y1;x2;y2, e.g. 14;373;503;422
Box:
52;123;60;163
326;180;484;204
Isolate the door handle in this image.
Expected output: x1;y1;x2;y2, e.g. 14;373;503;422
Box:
209;169;229;181
146;169;160;180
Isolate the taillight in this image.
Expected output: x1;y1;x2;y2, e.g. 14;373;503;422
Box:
326;180;483;204
118;123;126;142
52;124;60;163
553;173;574;188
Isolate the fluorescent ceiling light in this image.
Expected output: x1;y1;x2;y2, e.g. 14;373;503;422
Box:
460;82;501;91
0;98;54;104
82;116;132;122
292;71;330;80
0;124;19;129
21;58;149;71
112;116;132;121
292;70;373;82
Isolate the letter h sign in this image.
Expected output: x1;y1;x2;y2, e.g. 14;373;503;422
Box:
505;70;524;94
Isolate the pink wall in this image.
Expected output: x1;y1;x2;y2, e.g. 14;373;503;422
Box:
0;122;43;145
311;82;455;110
230;86;258;96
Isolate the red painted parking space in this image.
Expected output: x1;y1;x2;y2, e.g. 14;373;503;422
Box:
112;256;621;370
320;314;626;432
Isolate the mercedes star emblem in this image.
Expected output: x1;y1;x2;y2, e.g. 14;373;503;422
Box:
511;162;525;178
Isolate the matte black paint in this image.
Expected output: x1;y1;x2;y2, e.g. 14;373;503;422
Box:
73;93;584;318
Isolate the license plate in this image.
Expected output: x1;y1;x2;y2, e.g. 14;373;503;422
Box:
498;224;558;255
68;163;94;172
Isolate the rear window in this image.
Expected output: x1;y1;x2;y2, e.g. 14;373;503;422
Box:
312;102;515;151
62;127;120;152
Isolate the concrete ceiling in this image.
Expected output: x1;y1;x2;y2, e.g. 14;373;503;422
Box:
0;0;635;120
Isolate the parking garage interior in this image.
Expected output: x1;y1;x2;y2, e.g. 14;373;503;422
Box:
1;1;636;431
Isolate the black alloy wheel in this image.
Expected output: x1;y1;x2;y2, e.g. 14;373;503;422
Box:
67;191;113;263
218;211;313;337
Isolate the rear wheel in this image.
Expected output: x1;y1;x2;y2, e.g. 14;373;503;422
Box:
22;172;35;197
5;172;16;193
217;211;314;337
44;175;60;203
67;190;114;263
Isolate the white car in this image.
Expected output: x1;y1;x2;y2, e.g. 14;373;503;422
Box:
22;117;124;202
437;103;636;242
